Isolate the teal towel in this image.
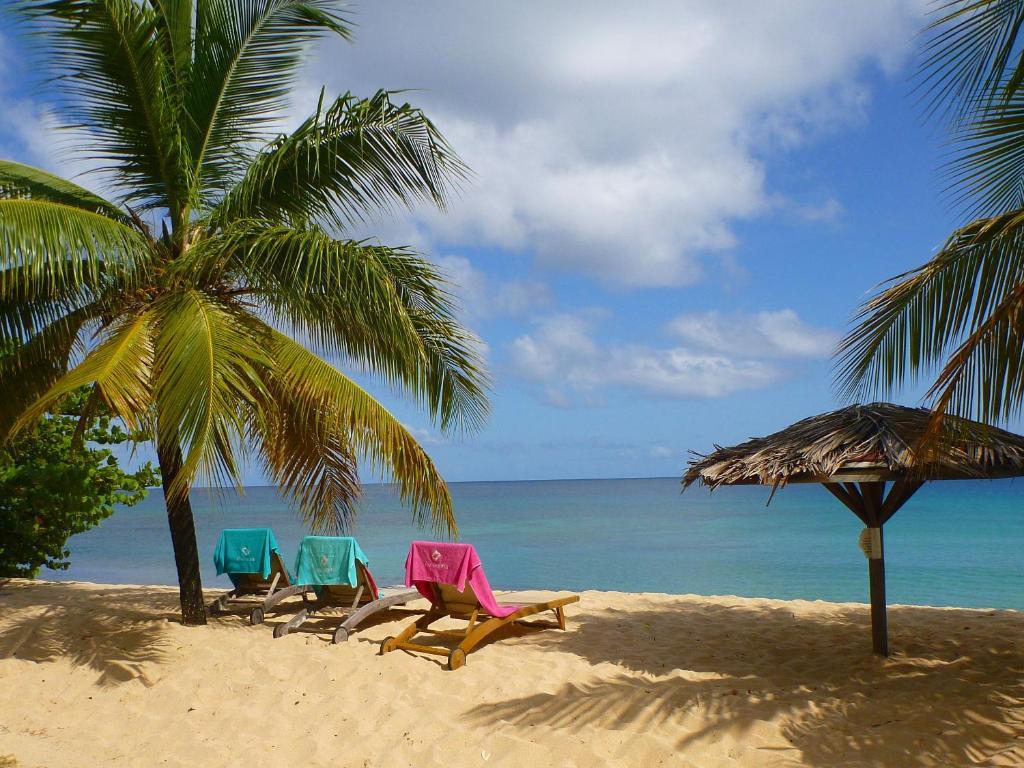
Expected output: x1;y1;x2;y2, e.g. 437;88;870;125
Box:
213;528;281;581
293;536;368;587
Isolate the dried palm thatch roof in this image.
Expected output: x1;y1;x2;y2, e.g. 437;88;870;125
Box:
683;402;1024;490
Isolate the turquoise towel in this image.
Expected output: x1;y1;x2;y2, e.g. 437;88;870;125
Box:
293;536;368;587
213;528;282;581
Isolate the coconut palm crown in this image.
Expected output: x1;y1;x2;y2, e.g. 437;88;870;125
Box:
0;0;489;624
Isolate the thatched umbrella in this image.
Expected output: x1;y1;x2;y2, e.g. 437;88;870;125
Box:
683;402;1024;656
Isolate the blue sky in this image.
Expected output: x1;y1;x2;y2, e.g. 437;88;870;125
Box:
0;1;967;483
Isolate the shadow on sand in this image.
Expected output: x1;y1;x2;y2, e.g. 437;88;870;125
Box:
470;598;1024;766
265;605;421;643
0;583;177;686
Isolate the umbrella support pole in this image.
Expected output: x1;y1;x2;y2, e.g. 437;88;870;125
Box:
860;482;889;657
824;480;922;657
867;526;888;657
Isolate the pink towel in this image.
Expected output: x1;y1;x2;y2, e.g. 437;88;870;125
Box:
405;541;519;618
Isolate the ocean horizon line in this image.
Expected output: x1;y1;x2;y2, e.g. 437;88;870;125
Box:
183;474;685;492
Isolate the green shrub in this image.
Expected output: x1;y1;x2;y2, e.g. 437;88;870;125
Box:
0;391;158;578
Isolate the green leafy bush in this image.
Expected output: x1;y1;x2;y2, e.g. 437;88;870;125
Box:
0;391;158;578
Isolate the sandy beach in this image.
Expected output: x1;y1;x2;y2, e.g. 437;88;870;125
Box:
0;581;1020;767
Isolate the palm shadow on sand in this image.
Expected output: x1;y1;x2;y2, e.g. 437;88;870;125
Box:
0;583;176;686
469;598;1024;766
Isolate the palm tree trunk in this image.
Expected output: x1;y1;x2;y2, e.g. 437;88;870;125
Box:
157;439;206;625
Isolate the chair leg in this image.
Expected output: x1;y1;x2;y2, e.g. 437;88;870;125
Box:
207;589;239;616
207;595;226;616
262;584;310;613
454;616;510;656
409;610;446;636
267;572;281;596
335;590;420;644
273;608;309;638
456;602;572;659
382;610;447;654
555;606;566;630
444;615;515;670
448;647;467;671
348;585;364;611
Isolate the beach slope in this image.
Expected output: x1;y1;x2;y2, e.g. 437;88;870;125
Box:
1;580;1022;767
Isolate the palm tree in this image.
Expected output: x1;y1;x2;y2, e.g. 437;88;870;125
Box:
837;1;1024;445
0;0;488;625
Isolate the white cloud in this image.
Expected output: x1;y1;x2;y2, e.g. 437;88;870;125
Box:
0;4;924;289
437;255;552;321
0;98;59;167
0;32;118;196
649;445;676;459
405;426;448;447
315;1;924;286
666;309;838;359
508;312;784;404
0;33;68;176
792;197;845;223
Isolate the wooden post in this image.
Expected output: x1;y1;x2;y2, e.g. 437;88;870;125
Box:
867;526;888;656
824;478;923;657
859;481;888;656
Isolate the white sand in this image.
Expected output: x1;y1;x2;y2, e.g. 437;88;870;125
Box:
1;580;1023;767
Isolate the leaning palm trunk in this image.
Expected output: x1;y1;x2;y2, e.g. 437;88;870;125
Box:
157;440;205;625
0;1;488;624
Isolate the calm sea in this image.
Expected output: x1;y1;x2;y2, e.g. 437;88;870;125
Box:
43;477;1024;610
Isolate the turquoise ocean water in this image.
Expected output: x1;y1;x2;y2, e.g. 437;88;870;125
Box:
44;477;1024;610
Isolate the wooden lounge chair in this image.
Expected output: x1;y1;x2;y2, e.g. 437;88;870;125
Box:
208;528;311;625
380;541;580;670
272;536;421;643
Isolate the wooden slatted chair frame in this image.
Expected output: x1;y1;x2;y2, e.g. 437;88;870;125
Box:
272;561;420;643
380;582;580;670
208;550;312;625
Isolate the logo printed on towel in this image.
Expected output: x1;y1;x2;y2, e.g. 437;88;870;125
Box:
238;545;255;562
426;548;448;570
320;555;330;568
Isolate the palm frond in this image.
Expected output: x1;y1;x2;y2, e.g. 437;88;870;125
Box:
187;0;351;199
151;289;269;500
199;221;417;337
17;0;186;213
836;210;1024;404
253;377;361;533
11;310;153;436
0;198;149;305
200;222;490;432
211;90;467;227
0;160;131;224
923;276;1024;426
0;198;149;304
0;294;84;344
918;0;1024;124
947;87;1024;217
266;329;456;535
151;0;194;87
386;256;491;433
0;303;95;433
